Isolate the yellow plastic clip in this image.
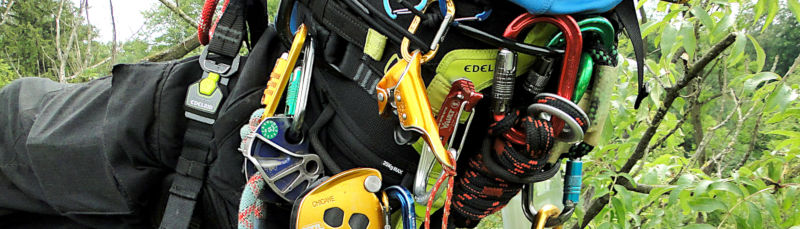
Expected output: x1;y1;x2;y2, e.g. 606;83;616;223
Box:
262;24;307;119
376;51;454;169
400;0;455;64
533;204;562;229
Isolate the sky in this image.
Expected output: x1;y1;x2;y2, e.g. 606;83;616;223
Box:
72;0;159;41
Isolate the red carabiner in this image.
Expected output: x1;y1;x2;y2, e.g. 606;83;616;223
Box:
495;14;582;144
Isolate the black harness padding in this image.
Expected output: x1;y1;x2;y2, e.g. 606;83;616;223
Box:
615;0;649;109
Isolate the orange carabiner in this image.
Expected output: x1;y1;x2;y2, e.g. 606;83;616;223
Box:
400;0;455;63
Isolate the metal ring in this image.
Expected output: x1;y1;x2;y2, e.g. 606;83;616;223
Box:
527;94;588;143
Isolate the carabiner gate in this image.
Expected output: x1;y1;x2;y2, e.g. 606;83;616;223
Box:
400;0;455;63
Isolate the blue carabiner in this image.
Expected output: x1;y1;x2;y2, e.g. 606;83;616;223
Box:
438;0;492;23
384;186;416;229
384;0;427;19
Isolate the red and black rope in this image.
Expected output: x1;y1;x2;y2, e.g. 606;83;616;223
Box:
451;94;588;227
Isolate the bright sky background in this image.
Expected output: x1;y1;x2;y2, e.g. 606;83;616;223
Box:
72;0;159;41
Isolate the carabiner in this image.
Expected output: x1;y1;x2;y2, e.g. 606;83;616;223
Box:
521;159;583;228
495;14;583;145
546;17;615;102
400;0;455;63
547;17;615;57
438;1;491;23
384;0;428;19
503;14;582;101
382;186;417;229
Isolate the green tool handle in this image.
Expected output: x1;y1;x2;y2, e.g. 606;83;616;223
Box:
285;67;302;116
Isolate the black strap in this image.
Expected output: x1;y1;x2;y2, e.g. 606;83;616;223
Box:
160;1;248;228
616;0;648;109
207;0;247;60
160;121;213;229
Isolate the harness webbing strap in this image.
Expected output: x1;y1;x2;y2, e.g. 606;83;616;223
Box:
161;121;214;229
615;0;648;109
207;0;246;60
160;0;247;228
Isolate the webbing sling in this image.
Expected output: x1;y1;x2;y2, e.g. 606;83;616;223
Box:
615;0;649;109
159;0;246;228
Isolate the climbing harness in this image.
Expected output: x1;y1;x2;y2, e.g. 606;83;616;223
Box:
231;0;649;228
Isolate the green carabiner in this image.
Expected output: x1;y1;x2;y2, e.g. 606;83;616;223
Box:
547;17;615;103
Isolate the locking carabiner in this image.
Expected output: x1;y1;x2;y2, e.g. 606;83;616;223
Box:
503;14;582;101
400;0;455;63
521;159;583;228
494;14;583;145
384;0;428;19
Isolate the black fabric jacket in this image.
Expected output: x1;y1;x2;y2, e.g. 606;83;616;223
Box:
0;28;285;228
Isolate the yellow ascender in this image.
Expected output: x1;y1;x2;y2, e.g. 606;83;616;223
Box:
261;24;307;119
291;168;386;229
375;51;454;170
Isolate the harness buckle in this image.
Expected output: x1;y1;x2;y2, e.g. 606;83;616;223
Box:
199;46;241;77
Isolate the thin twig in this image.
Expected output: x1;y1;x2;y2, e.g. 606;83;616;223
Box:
0;0;13;26
156;0;198;27
109;0;117;67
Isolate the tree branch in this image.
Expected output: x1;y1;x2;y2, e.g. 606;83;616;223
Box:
0;0;13;27
143;35;200;62
109;0;117;66
575;33;736;229
156;0;197;27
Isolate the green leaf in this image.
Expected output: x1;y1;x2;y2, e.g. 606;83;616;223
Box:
688;197;726;212
691;6;714;30
709;181;744;197
744;72;780;93
669;185;687;206
646;186;675;205
747;202;763;228
761;192;780;225
642;21;664;39
617;173;636;188
766;130;800;138
694;180;713;197
789;0;800;24
684;224;714;229
679;189;692;215
754;0;766;25
681;24;696;60
766;108;800;124
712;13;733;43
611;196;627;224
765;84;794;112
661;23;678;57
747;34;766;73
728;32;746;67
761;0;778;32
